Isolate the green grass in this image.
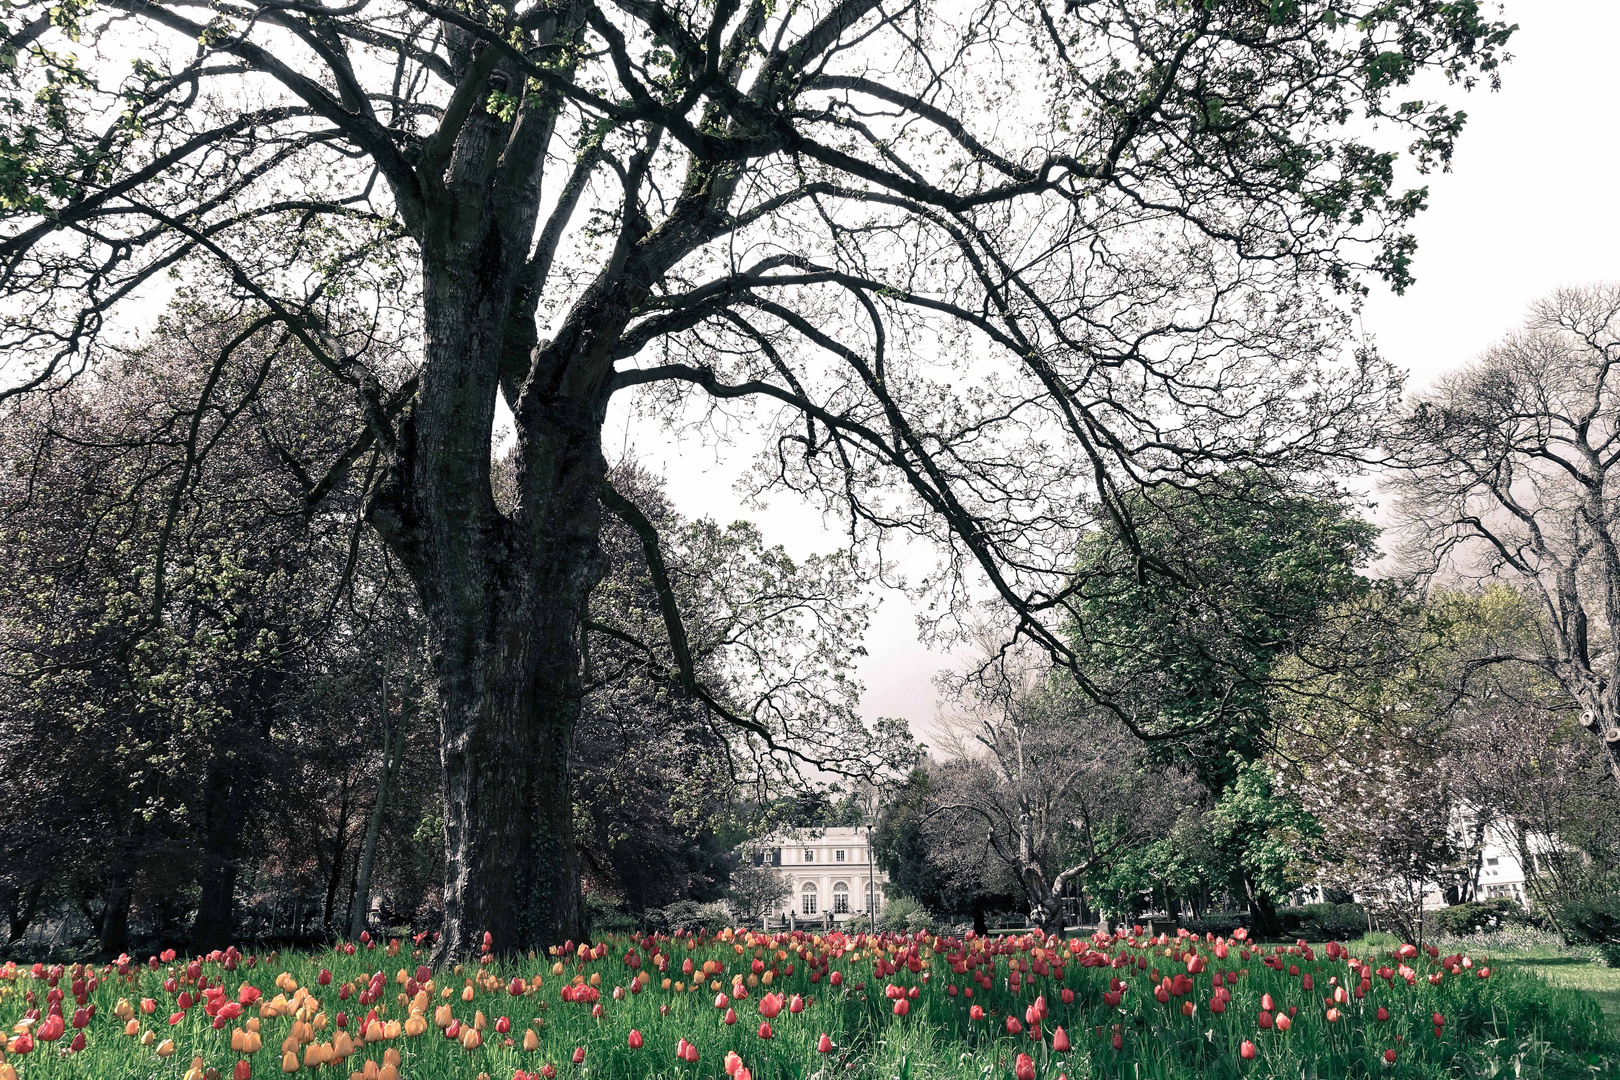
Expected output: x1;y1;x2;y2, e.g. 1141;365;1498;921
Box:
1473;947;1620;1023
1;929;1615;1079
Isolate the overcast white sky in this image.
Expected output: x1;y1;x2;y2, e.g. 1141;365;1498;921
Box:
619;0;1620;742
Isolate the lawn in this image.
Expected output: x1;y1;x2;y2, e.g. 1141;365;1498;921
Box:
1;927;1614;1080
1472;946;1620;1022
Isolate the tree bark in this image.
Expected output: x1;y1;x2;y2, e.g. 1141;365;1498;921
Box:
192;753;247;952
6;870;48;949
99;848;136;957
1242;876;1283;940
350;681;405;939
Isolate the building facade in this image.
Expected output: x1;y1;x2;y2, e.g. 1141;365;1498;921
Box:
749;826;888;925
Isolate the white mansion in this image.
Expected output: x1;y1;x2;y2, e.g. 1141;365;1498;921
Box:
749;826;889;925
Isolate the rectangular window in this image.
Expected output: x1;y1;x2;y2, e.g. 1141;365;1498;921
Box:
836;850;846;862
1486;857;1500;866
804;849;815;863
834;891;849;914
802;893;817;915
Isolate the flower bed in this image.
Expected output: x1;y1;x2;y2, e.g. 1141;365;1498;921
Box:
0;925;1613;1078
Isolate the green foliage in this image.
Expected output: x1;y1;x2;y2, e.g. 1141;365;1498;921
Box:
1209;761;1322;902
1285;903;1369;939
1068;474;1379;793
877;895;935;933
1428;900;1540;939
1550;884;1620;967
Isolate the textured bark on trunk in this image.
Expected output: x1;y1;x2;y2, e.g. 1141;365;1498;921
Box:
99;849;136;957
349;690;404;939
192;753;247;951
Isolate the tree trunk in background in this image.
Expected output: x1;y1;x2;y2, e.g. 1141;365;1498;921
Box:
1243;877;1283;939
192;753;246;951
99;847;136;956
193;666;283;951
322;781;352;930
6;870;47;948
350;681;405;939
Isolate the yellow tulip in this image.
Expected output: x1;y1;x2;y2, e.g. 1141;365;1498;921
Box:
461;984;475;1002
383;1019;401;1039
140;1030;156;1047
155;1038;176;1057
523;1028;540;1052
124;1019;141;1037
281;1050;300;1072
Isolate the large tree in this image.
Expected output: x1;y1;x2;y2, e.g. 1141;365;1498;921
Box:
0;0;1510;956
1389;285;1620;792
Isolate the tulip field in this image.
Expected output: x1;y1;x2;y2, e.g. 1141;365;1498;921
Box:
0;926;1614;1080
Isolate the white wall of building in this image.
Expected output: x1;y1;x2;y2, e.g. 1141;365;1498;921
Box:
751;826;888;924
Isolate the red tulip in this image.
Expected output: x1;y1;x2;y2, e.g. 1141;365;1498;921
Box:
1240;1040;1257;1060
1006;1015;1022;1035
1377;1007;1389;1021
318;969;332;986
234;1062;252;1080
1276;1014;1292;1032
572;1046;585;1064
1053;1026;1071;1052
970;1005;985;1021
724;1007;737;1026
628;1029;643;1049
1015;1052;1036;1080
496;1016;511;1034
758;1021;773;1039
1384;1049;1397;1063
893;999;908;1017
818;1033;834;1053
1111;1031;1123;1050
541;1066;557;1079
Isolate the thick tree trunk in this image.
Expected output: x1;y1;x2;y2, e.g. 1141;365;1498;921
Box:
433;579;591;960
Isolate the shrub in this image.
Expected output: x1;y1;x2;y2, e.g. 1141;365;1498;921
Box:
1177;913;1247;938
1277;903;1368;939
1551;886;1620;966
1427;899;1538;938
878;895;935;932
584;892;637;935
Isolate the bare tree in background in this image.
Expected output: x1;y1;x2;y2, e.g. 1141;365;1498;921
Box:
926;653;1184;935
0;0;1510;955
1390;286;1620;791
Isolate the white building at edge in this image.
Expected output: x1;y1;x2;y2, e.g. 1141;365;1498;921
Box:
750;826;889;924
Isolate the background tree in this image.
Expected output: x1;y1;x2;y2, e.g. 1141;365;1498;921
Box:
1063;474;1380;933
724;863;789;928
925;658;1188;935
1389;284;1620;791
0;0;1511;955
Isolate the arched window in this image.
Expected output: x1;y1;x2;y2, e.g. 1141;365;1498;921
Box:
801;882;818;916
832;882;850;914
